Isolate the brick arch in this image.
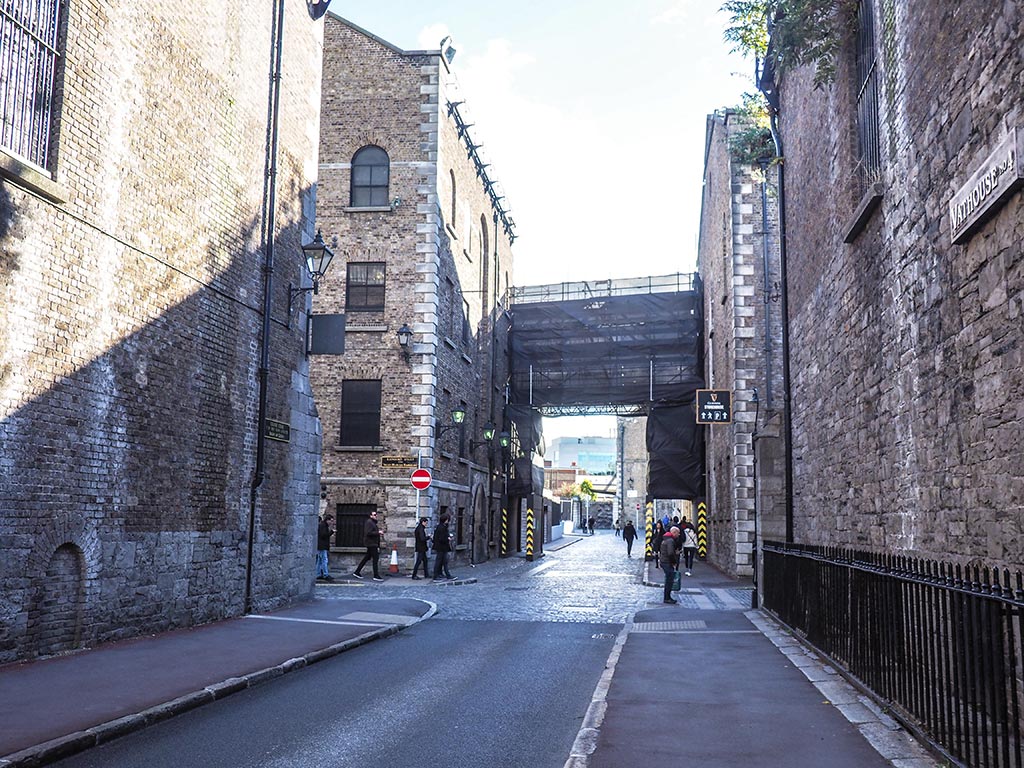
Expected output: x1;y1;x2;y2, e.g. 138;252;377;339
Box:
26;543;87;657
24;513;101;657
471;481;488;563
341;363;385;380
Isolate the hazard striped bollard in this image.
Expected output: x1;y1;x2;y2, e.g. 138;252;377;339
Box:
500;507;508;557
525;508;535;561
697;500;708;560
644;501;654;561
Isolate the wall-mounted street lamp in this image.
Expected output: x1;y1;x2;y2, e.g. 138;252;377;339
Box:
288;229;336;317
397;323;414;360
469;421;497;451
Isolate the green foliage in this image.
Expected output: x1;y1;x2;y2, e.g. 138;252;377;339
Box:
722;0;858;87
728;92;775;165
578;479;597;501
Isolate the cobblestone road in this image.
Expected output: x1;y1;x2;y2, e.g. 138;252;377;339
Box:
317;531;752;623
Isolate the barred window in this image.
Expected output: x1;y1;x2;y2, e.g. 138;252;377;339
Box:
1;0;64;170
345;262;385;311
855;0;881;182
350;146;389;207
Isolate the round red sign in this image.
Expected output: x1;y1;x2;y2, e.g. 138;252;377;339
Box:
410;468;432;490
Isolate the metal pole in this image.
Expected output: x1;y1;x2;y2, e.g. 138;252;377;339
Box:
758;158;774;410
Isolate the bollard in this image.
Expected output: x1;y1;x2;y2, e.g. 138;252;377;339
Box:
500;507;508;557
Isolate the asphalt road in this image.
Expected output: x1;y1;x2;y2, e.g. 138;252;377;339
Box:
53;617;617;768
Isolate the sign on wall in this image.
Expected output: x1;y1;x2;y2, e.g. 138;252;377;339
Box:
948;127;1022;245
696;389;732;424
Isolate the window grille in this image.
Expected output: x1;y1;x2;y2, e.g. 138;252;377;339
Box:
340;380;382;446
345;262;385;311
855;0;881;183
0;0;63;169
335;504;375;547
350;146;389;207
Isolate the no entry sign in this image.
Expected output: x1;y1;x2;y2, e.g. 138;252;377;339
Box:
410;468;432;490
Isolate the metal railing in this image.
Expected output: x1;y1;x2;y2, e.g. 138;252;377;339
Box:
763;542;1024;768
510;272;697;305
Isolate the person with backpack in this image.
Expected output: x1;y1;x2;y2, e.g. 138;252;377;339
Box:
682;524;699;576
432;514;454;581
622;520;638;557
411;516;431;579
660;527;680;603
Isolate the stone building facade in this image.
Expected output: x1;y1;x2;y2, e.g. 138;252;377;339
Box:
768;1;1022;568
314;17;515;569
0;0;324;662
697;111;786;578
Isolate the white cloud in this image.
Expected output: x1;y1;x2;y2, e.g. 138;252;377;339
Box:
416;23;450;51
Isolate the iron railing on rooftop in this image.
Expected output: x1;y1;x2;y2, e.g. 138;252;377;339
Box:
510;272;697;305
763;541;1024;768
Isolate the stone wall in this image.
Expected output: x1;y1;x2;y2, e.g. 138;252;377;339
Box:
777;1;1023;568
315;17;513;569
0;0;323;662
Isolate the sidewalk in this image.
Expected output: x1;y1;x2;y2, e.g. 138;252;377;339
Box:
0;537;578;767
570;554;940;768
0;597;433;767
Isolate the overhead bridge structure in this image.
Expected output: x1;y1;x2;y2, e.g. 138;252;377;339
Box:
506;273;705;499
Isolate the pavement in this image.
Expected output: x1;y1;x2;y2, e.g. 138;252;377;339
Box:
0;531;940;768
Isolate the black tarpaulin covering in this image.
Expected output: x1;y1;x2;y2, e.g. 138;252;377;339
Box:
646;399;704;500
509;291;703;408
507;404;544;457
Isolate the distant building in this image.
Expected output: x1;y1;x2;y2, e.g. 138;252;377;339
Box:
0;0;322;662
549;436;616;476
314;17;515;567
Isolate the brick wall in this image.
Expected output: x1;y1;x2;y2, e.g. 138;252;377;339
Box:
315;17;514;569
777;1;1023;568
0;0;323;662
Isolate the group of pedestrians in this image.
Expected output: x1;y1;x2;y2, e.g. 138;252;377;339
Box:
315;509;457;584
654;515;698;604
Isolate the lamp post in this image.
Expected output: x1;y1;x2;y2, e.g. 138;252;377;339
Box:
751;387;760;609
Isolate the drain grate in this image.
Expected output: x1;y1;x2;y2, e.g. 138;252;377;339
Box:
633;620;708;632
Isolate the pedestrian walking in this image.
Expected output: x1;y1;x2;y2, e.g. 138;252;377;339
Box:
588;517;596;536
352;509;384;581
652;520;666;568
682;524;699;575
660;526;680;603
411;516;431;579
614;519;621;538
316;513;334;581
432;514;455;581
622;520;638;557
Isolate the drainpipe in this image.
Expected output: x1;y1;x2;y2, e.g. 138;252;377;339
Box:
765;108;794;544
246;0;286;614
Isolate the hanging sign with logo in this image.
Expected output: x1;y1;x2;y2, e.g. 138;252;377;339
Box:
696;389;732;424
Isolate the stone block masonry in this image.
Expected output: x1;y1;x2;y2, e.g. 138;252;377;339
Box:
0;0;324;663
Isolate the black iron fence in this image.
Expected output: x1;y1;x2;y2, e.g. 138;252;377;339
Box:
763;542;1024;768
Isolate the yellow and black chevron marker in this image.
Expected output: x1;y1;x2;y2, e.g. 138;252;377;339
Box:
525;508;535;561
500;507;508;557
644;501;654;560
697;500;708;560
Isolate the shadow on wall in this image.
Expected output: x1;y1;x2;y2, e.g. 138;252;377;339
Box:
0;198;315;663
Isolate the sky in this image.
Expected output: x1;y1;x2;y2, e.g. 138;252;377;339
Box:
331;1;754;441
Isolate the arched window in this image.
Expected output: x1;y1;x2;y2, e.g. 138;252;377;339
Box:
351;146;389;207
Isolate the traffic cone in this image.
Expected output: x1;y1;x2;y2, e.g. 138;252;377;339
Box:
388;543;399;575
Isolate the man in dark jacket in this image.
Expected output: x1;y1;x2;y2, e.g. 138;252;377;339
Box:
316;513;334;581
411;516;431;579
660;527;680;603
622;520;638;557
352;510;384;581
432;514;454;581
